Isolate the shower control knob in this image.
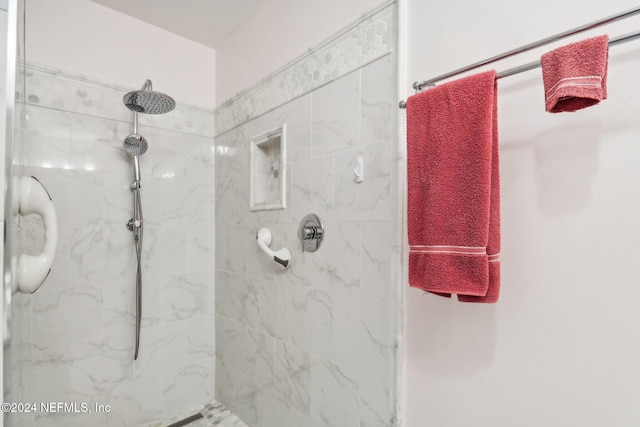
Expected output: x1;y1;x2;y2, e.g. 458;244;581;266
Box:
298;214;324;252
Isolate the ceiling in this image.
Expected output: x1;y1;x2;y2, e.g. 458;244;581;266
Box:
89;0;267;48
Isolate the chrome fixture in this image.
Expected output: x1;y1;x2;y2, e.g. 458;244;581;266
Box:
123;79;175;361
298;213;324;252
123;79;176;114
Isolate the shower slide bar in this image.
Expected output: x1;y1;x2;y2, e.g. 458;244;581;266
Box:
399;6;640;108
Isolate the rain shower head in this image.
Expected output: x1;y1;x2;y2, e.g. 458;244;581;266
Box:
123;134;148;157
123;79;175;114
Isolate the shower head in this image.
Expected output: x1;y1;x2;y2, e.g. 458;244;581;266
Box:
123;90;176;114
123;134;147;184
123;134;148;157
123;80;175;114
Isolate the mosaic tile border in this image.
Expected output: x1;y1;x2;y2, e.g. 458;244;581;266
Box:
214;1;396;136
21;63;215;138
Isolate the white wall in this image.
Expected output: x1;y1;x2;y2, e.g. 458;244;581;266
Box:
214;0;384;104
403;1;640;426
26;0;215;109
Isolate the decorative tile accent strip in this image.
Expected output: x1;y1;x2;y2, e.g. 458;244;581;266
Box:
214;2;395;136
22;64;215;137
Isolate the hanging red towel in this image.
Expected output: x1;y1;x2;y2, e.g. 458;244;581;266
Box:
541;35;609;113
406;70;501;303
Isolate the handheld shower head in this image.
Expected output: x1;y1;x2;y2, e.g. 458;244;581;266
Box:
123;134;148;183
123;134;148;156
123;80;175;114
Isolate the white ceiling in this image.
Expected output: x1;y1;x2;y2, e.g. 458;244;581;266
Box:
89;0;267;48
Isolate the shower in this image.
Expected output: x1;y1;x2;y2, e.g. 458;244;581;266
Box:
123;79;175;360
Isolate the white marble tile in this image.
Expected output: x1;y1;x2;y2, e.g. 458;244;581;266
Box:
359;376;393;427
273;95;312;163
257;387;316;427
24;105;71;169
105;375;163;427
215;271;259;329
254;274;288;339
32;285;102;349
162;359;211;420
139;176;163;227
186;314;215;363
142;226;186;277
223;226;247;275
331;295;364;380
69;112;130;175
141;275;163;328
6;413;34;427
312;70;361;155
221;318;274;389
214;5;393;135
215;125;248;185
25;65;214;137
215;356;236;410
310;356;360;427
360;221;391;304
216;177;251;227
186;226;214;273
357;298;392;384
68;334;134;396
69;225;135;286
162;271;210;322
23;344;73;403
102;172;133;228
102;279;135;337
134;322;187;380
162;175;211;226
291;154;335;224
274;340;311;415
28;167;103;229
315;222;361;294
361;54;395;144
333;296;392;385
34;411;105;427
334;141;392;222
232;374;260;426
103;275;161;336
288;287;334;361
215;222;226;270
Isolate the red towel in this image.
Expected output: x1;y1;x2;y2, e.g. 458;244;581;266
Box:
541;35;609;113
406;70;500;303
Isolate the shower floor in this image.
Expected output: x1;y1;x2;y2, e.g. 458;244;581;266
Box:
163;400;247;427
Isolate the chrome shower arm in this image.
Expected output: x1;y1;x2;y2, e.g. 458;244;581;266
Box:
140;79;152;91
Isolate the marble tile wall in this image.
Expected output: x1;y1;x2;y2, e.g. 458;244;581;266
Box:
9;65;216;427
214;3;394;137
215;49;398;426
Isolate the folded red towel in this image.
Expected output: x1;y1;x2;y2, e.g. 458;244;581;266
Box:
406;70;501;303
541;35;609;113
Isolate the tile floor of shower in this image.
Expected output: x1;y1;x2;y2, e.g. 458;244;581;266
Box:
158;400;247;427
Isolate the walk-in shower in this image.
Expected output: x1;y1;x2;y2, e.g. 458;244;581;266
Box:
122;79;175;360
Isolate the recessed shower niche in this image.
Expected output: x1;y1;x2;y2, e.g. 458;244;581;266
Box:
250;124;287;211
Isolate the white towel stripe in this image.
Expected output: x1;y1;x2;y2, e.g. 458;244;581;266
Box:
545;75;602;95
547;83;603;101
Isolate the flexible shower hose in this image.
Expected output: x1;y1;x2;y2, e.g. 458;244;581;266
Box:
133;187;143;361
